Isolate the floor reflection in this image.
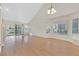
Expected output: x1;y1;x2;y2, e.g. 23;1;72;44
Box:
3;35;29;55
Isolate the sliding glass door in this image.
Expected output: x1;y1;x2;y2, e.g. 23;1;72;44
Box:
6;24;25;36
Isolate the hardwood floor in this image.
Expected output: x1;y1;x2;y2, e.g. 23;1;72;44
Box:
0;36;79;56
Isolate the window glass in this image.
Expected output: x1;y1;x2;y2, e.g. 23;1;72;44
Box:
72;18;78;33
6;24;29;36
52;20;68;34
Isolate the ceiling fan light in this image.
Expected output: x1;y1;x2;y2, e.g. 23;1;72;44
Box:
51;11;54;14
53;9;56;13
47;4;56;15
51;8;54;11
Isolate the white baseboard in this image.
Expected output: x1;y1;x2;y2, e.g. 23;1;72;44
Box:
32;33;79;46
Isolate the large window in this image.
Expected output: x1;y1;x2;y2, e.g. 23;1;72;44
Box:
57;23;67;34
72;18;78;33
51;20;68;34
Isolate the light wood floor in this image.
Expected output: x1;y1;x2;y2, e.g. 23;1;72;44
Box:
0;36;79;56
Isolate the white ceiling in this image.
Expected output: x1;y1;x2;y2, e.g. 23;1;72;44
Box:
1;3;79;23
46;3;79;19
1;3;43;23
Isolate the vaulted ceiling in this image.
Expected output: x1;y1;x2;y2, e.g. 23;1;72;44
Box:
34;3;79;19
1;3;79;24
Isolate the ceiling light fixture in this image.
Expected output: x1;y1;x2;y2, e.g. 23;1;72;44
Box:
47;3;56;15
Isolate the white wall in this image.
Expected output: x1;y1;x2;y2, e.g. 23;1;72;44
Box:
29;3;79;36
29;4;79;45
